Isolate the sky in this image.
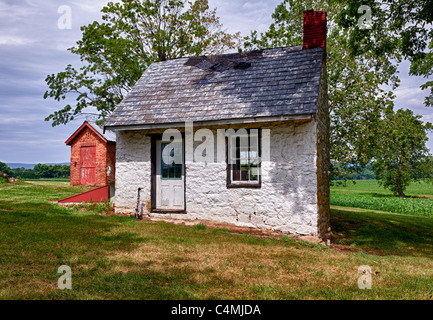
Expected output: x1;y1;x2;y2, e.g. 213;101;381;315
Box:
0;0;432;164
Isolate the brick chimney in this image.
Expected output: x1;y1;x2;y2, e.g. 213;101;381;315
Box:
303;10;327;50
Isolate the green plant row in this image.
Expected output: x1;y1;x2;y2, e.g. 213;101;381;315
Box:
330;192;433;216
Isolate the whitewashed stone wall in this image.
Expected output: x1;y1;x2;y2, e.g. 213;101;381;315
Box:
113;121;319;236
112;131;152;213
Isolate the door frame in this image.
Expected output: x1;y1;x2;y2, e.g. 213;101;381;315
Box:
150;134;186;214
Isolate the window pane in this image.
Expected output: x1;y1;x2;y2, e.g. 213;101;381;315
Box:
233;169;241;181
250;135;258;149
162;168;169;179
174;165;182;179
241;168;249;181
161;161;169;169
249;166;258;181
240;150;249;160
249;151;258;160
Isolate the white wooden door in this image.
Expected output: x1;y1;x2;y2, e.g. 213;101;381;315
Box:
156;140;184;210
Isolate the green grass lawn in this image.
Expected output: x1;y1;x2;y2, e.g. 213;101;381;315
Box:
1;180;433;299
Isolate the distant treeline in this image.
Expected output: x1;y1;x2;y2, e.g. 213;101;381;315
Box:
331;164;376;181
0;162;70;179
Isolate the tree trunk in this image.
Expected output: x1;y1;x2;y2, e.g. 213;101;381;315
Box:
158;50;166;61
396;176;405;198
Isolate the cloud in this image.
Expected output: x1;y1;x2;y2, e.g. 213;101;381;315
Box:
0;35;34;45
0;138;66;145
395;86;427;107
209;0;280;36
70;0;113;14
0;0;111;163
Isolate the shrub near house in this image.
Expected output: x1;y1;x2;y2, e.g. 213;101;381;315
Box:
0;162;18;183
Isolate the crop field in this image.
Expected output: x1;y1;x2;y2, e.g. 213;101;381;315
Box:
331;180;433;216
0;179;433;300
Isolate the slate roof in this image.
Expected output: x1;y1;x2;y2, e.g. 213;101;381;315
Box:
66;121;116;145
104;46;324;129
88;122;116;142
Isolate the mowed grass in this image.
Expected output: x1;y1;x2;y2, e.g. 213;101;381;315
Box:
1;180;433;299
331;180;433;216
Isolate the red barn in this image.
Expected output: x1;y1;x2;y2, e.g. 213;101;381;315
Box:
66;121;116;186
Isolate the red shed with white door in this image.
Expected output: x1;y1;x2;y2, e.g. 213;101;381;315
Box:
66;121;116;186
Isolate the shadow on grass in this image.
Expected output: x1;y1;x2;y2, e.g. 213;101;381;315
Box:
0;181;254;299
0;183;152;298
0;200;251;299
331;208;433;257
369;193;391;198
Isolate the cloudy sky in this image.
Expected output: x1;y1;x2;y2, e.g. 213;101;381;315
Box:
0;0;432;164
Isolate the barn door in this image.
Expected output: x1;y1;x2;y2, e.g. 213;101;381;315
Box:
80;146;96;185
155;140;184;210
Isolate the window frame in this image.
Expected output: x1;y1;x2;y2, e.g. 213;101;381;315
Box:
226;128;262;189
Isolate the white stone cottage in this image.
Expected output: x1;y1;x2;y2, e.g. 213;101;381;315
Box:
104;10;330;239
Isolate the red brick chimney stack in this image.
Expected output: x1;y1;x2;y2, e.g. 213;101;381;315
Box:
303;10;327;50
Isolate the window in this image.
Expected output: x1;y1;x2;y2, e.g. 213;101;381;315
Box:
161;142;183;180
227;129;261;188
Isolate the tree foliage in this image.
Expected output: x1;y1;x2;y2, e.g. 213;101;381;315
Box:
32;164;70;179
372;109;433;197
337;0;433;107
0;161;13;176
0;163;70;180
242;0;399;181
44;0;241;126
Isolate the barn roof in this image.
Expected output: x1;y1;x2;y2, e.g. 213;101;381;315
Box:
65;121;116;145
104;46;324;130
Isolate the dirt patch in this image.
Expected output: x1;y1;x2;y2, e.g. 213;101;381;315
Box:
143;216;283;237
136;216;330;247
298;235;322;244
136;216;385;256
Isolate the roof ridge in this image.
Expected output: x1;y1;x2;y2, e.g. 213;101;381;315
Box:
153;45;306;64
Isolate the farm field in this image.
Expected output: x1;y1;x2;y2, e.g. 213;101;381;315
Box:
331;180;433;216
0;180;432;300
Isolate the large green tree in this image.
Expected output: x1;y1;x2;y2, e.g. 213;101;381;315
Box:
337;0;433;107
372;109;433;197
242;0;399;180
44;0;241;126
